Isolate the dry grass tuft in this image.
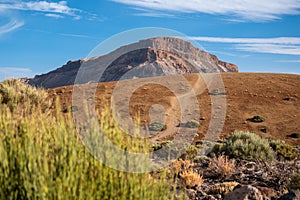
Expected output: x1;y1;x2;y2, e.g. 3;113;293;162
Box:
171;159;193;174
180;170;203;188
208;155;235;178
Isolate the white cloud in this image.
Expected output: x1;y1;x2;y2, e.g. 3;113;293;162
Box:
189;36;300;55
44;13;64;19
0;67;32;80
276;60;300;63
0;19;24;35
112;0;300;21
0;1;81;19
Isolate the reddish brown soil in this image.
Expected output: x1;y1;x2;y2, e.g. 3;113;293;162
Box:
48;73;300;146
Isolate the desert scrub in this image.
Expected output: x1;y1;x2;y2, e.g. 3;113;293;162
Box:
186;120;200;128
247;115;265;123
0;101;180;199
181;145;200;160
223;131;275;161
0;79;50;112
269;140;298;160
208;155;235;178
180;170;203;188
288;173;300;190
148;122;167;131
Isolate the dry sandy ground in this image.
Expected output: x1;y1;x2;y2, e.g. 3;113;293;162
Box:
48;73;300;146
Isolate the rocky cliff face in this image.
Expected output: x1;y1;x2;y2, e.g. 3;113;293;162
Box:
29;37;238;88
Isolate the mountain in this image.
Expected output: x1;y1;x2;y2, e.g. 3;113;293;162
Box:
29;37;238;88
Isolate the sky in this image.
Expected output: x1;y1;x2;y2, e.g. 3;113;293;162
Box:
0;0;300;80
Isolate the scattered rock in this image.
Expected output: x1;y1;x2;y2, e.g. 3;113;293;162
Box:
288;133;300;139
224;185;263;200
283;97;294;102
260;127;268;133
278;190;300;200
256;186;277;199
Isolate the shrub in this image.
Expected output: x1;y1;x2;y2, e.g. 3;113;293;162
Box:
180;170;203;188
0;96;179;199
171;159;193;175
186;120;200;128
247;115;265;123
288;173;300;190
269;140;298;160
181;145;200;160
152;141;171;151
148;122;167;131
0;79;50;112
208;155;235;178
223;131;275;161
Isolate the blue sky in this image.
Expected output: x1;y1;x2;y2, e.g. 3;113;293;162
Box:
0;0;300;80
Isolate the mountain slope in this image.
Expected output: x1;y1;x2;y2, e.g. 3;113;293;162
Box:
29;37;238;88
48;73;300;146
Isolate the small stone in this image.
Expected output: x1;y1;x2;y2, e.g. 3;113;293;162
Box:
224;185;264;200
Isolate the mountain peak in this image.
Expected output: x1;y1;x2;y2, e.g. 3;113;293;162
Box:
29;37;238;88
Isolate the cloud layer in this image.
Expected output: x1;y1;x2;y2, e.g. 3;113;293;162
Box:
112;0;300;21
0;67;32;80
0;19;24;35
0;1;81;19
189;37;300;55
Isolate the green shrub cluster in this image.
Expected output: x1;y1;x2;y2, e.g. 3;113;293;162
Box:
222;131;275;161
288;173;300;190
148;122;167;131
186;120;200;128
0;82;179;200
0;79;50;112
269;140;298;160
247;115;265;123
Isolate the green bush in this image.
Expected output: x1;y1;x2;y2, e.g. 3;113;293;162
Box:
0;84;179;199
148;122;167;131
186;120;200;128
0;79;50;112
247;115;265;123
223;131;275;161
269;140;298;160
181;145;199;160
288;173;300;190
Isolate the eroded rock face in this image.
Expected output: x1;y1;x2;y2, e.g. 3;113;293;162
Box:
28;37;238;88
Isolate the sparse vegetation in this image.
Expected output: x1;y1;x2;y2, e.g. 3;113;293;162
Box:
152;141;171;151
209;89;226;96
208;155;235;178
288;172;300;190
247;115;265;123
181;145;200;160
171;159;193;175
148;122;167;131
180;170;203;188
0;79;50;112
0;81;180;200
223;131;275;161
186;120;200;128
270;140;298;160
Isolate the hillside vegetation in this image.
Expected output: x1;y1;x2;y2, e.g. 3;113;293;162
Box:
0;80;179;200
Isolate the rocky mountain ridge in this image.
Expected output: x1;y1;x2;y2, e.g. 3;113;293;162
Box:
29;37;238;88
